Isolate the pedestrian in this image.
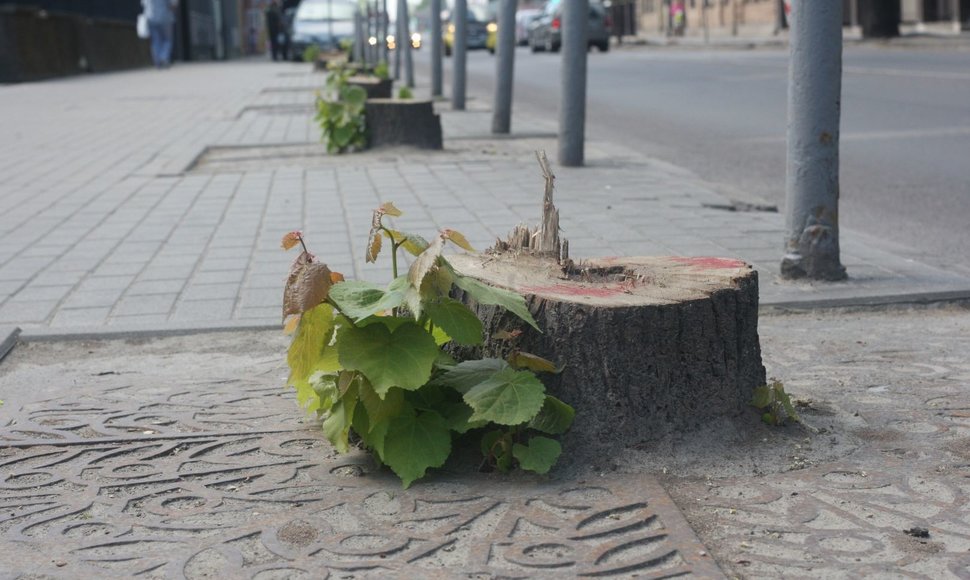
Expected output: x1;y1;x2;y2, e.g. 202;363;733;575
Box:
142;0;178;68
671;0;686;36
265;0;285;61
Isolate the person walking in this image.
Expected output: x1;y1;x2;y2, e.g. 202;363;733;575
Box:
265;0;285;61
143;0;179;68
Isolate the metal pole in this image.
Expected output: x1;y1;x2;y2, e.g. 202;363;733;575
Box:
401;0;414;87
431;0;443;96
492;0;517;133
954;0;962;33
702;0;709;43
394;0;402;79
558;0;588;167
781;0;846;281
354;10;365;62
453;0;468;110
382;0;389;63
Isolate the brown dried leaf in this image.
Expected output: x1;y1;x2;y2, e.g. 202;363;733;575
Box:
443;229;475;253
283;314;301;335
366;230;383;263
407;234;445;291
330;271;345;283
283;252;333;320
281;230;303;251
494;329;523;341
380;201;403;217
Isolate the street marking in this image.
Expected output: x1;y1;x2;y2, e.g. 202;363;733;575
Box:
844;65;970;81
741;126;970;144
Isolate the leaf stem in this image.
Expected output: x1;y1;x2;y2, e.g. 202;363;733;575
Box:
381;227;400;279
326;298;357;328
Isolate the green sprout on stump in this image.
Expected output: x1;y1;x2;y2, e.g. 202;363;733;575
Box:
281;204;574;487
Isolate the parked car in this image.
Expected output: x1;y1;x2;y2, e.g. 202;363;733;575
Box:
516;8;542;46
528;0;611;53
289;0;357;60
443;6;491;56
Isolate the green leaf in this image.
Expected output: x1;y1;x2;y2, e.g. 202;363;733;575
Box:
287;304;336;392
510;352;559;373
481;429;513;472
408;234;445;292
338;321;438;396
322;380;359;453
359;381;405;430
527;396;575;435
329;281;386;320
435;358;510;394
464;368;546;425
386;230;429;256
513;436;561;475
310;372;339;414
751;385;772;409
427;299;483;346
352;402;389;460
333;123;353;147
384;409;452;488
452;272;540;331
342;85;367;105
437;399;485;433
376;276;409;313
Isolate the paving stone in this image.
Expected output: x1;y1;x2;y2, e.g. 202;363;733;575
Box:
111;294;177;317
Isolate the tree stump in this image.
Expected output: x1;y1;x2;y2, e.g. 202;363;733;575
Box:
347;75;393;99
449;252;766;451
364;99;443;150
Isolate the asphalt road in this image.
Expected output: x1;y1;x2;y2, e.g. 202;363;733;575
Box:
424;45;970;274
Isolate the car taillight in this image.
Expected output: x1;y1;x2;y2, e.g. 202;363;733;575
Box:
551;17;560;30
604;14;612;27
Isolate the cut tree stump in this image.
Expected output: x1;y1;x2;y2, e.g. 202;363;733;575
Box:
347;75;393;99
449;252;765;450
364;99;443;150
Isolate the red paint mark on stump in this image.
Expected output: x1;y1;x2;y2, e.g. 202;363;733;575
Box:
671;257;746;269
523;284;625;298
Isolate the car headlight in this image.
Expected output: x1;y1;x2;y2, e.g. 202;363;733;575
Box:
486;22;497;33
411;32;421;43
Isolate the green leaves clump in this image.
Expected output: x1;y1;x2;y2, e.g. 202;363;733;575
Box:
315;69;367;154
282;205;574;487
303;44;321;63
752;379;817;433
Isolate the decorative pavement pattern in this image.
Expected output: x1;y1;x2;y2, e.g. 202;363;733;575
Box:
0;361;720;579
668;308;970;579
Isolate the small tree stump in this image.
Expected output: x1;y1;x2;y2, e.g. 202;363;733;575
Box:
449;253;766;451
347;75;393;99
313;52;348;71
364;99;443;150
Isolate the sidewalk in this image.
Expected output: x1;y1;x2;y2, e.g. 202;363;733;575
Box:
1;59;970;578
1;61;969;337
631;26;970;51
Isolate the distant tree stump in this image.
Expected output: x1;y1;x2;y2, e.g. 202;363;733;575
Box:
449;252;765;450
347;75;393;99
364;99;443;150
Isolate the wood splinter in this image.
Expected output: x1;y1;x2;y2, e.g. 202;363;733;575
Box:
490;150;569;264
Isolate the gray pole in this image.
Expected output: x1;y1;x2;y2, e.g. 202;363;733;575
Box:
401;0;415;87
452;0;468;110
394;1;402;79
382;0;389;63
558;0;588;167
353;11;365;63
780;0;846;281
492;0;517;133
430;0;443;96
954;0;962;33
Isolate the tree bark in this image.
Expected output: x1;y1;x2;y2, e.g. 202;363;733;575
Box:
450;253;766;454
364;99;443;150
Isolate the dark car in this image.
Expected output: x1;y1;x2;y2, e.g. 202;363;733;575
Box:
289;0;357;59
528;0;611;53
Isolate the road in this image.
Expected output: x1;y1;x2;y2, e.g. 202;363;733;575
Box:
422;45;970;274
